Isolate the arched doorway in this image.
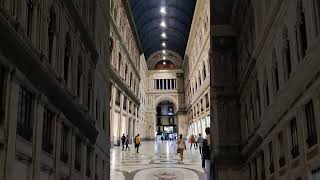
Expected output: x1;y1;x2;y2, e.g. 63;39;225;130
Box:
155;100;178;141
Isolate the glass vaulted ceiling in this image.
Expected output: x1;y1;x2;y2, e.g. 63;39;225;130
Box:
129;0;196;60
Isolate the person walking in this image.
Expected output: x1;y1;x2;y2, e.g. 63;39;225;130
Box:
197;133;204;155
121;134;126;151
177;134;186;162
125;135;130;151
202;128;211;180
134;134;141;153
189;134;196;150
195;135;198;149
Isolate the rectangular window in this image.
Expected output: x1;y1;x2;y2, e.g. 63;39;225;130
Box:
268;142;274;174
200;99;204;111
205;94;209;108
290;118;300;158
75;137;82;171
17;86;33;142
256;80;261;116
203;64;207;79
115;89;121;106
305;100;318;148
133;105;136;115
86;146;92;177
254;158;258;180
102;111;106;130
264;80;270;106
171;79;175;89
42;108;54;154
0;66;6;123
60;124;69;163
278;132;286;167
260;151;266;180
123;96;127;110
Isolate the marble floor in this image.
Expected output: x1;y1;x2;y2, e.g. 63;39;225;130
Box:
110;141;207;180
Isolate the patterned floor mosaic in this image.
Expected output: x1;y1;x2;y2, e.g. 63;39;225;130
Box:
110;141;207;180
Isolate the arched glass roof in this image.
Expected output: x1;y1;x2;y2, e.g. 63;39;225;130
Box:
129;0;196;60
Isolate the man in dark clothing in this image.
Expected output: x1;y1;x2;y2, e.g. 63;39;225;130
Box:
121;134;126;151
125;135;130;151
202;127;211;180
202;139;210;168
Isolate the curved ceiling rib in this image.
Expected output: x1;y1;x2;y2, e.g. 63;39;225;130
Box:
128;0;196;60
135;7;192;26
141;30;187;47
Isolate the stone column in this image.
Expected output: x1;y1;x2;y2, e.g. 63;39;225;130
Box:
31;1;39;45
4;73;19;180
110;85;116;145
117;93;124;146
125;99;130;136
54;115;62;180
32;96;45;180
211;31;255;179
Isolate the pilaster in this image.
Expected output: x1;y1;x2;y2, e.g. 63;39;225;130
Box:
211;28;245;180
4;72;19;180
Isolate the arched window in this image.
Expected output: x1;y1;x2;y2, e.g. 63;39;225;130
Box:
255;80;261;117
283;27;292;80
203;63;207;79
64;33;71;83
48;6;56;63
272;49;280;93
198;71;202;86
87;68;93;110
124;64;128;81
118;53;122;72
297;0;308;60
263;70;270;106
129;72;132;87
77;54;83;96
89;1;96;37
110;37;114;54
26;0;33;37
312;0;320;36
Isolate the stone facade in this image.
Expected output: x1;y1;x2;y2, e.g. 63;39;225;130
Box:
0;0;110;180
211;0;320;179
109;0;145;145
184;0;210;137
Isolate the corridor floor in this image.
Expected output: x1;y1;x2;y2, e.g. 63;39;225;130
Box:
110;141;206;180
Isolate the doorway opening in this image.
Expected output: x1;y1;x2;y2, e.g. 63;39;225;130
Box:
156;101;177;141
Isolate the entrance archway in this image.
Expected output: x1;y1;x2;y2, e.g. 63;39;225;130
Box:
155;99;178;141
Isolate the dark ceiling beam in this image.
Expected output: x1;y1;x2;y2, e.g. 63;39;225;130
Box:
136;14;190;30
131;0;195;17
139;25;188;41
138;17;190;34
141;38;186;54
140;29;187;46
134;7;193;24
